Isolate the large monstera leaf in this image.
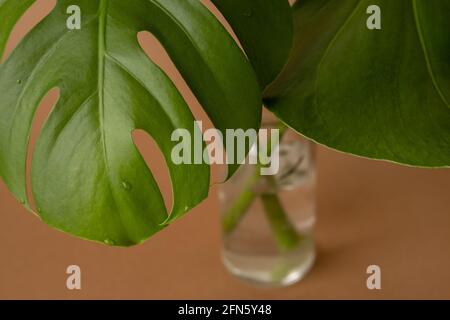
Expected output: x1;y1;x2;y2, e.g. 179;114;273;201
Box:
266;0;450;167
0;0;296;246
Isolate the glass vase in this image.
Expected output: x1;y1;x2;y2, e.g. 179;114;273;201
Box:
218;120;316;287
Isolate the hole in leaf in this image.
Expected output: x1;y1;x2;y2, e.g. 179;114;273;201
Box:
201;0;245;52
137;31;226;184
1;0;56;63
132;129;173;214
26;87;60;213
137;31;213;127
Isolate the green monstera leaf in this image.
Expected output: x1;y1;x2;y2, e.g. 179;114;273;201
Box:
211;0;293;90
0;0;298;246
266;0;450;167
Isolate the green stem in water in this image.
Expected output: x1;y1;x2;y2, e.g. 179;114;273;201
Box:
222;166;260;234
261;193;301;252
221;122;302;252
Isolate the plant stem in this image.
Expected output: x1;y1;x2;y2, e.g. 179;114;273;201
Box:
221;122;302;252
222;123;285;234
222;166;260;234
261;193;301;252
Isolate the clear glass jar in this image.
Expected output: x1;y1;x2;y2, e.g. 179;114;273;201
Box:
218;119;316;287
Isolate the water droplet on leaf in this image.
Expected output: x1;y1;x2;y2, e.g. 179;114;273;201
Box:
122;181;132;191
104;239;115;245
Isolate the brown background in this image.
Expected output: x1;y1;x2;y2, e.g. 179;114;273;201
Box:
1;0;450;299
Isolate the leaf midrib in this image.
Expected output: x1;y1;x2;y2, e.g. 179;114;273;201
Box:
96;0;130;236
98;0;108;169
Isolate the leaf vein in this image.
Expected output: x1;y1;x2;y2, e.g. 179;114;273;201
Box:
412;0;449;109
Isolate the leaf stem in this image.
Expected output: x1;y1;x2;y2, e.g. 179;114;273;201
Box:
261;192;301;252
221;122;302;252
222;166;260;234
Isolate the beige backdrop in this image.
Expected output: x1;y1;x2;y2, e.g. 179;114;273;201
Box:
1;0;450;299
